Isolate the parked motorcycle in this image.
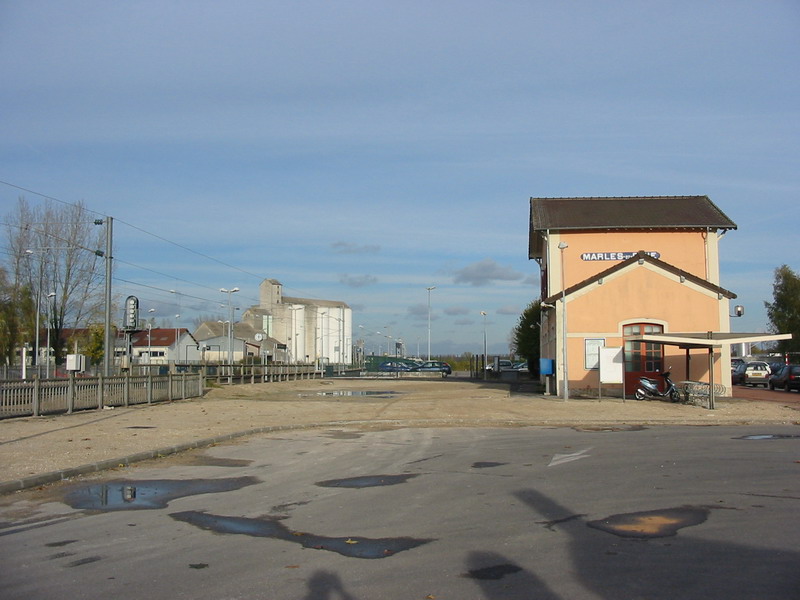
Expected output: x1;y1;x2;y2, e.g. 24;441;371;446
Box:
634;371;681;402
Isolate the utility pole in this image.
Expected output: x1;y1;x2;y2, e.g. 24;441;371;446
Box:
96;217;113;377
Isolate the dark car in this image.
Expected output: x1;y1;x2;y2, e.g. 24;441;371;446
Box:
768;364;800;392
378;361;415;372
731;357;745;374
413;361;452;376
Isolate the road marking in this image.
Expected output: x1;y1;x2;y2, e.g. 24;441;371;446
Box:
548;447;592;467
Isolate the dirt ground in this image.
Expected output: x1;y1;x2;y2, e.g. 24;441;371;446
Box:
1;377;799;487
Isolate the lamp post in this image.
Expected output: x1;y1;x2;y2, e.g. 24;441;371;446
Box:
288;306;303;364
170;290;181;365
480;311;488;380
426;286;436;360
558;241;569;401
25;247;67;373
146;308;155;365
220;287;239;364
45;292;56;379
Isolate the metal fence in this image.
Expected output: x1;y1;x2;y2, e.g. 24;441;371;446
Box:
0;372;204;418
0;364;321;419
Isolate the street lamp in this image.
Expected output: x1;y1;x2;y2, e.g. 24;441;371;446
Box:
220;287;239;364
426;286;436;360
45;292;56;379
480;311;488;380
558;241;569;401
146;308;155;365
170;290;182;364
25;247;67;372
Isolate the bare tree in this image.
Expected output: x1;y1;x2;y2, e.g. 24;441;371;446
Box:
3;197;105;366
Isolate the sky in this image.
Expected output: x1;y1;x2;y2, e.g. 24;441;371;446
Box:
1;1;798;356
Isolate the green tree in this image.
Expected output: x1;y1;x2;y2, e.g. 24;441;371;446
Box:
83;324;107;366
511;300;542;375
0;267;35;366
765;264;800;354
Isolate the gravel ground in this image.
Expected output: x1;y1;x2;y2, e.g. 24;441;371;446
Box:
1;377;798;489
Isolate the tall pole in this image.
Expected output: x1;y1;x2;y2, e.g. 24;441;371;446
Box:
559;241;569;401
220;287;239;364
480;311;487;380
426;286;436;360
103;217;113;376
170;290;181;365
45;292;56;378
24;250;44;371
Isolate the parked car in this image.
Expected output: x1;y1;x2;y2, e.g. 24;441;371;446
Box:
768;364;800;392
413;361;452;376
486;359;514;373
378;361;415;372
768;361;787;376
732;361;771;387
512;361;529;372
731;357;744;374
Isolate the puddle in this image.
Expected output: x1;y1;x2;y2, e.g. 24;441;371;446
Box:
298;390;400;399
463;563;523;580
321;430;364;440
170;511;434;559
574;425;646;432
735;434;800;440
63;477;259;511
588;506;709;539
315;474;419;488
471;462;508;469
180;456;254;467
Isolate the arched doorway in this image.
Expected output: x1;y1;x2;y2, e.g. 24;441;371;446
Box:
624;323;664;395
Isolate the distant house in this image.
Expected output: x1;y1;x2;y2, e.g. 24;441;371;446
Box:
193;320;277;363
123;328;200;365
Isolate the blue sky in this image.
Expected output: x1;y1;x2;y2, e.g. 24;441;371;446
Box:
2;1;798;355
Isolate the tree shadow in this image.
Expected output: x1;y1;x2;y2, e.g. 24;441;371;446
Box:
463;550;561;599
303;570;359;600
514;488;800;599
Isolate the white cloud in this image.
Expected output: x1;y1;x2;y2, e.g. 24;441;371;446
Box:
453;259;524;287
338;274;378;288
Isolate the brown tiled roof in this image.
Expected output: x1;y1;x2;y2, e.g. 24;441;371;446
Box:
128;328;192;347
530;196;737;231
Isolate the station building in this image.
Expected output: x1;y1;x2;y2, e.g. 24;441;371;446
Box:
528;196;787;398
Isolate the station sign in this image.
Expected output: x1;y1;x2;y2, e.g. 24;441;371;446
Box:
580;251;661;261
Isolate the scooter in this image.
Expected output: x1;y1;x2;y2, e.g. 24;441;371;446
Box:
634;370;681;402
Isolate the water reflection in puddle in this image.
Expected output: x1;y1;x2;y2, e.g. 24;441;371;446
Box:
588;506;709;539
735;434;800;440
63;477;259;511
170;511;434;559
297;390;400;399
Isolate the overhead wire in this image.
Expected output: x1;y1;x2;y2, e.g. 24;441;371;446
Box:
0;178;332;309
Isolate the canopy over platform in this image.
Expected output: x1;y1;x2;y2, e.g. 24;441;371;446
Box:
627;331;793;409
630;332;792;350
